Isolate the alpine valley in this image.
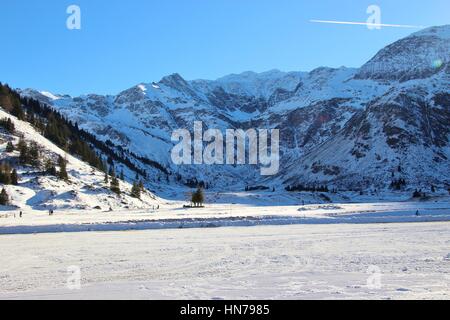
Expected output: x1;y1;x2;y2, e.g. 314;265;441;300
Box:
10;25;450;196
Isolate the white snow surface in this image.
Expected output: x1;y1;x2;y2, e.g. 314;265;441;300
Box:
0;222;448;299
0;192;449;234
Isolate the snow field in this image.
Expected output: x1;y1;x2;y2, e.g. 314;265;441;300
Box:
0;222;448;299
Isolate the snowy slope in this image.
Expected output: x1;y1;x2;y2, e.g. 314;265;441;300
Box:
0;108;161;211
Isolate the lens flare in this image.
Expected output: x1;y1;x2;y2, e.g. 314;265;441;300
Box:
432;59;443;69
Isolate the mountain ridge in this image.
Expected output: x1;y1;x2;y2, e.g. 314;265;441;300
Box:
16;25;450;192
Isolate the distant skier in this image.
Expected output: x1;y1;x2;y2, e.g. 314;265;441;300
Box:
19;211;22;218
416;210;420;216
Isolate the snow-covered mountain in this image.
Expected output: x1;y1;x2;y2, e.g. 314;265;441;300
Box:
0;109;160;211
19;25;450;192
355;26;450;81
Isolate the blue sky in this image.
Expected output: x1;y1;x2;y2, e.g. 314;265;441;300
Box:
1;0;448;96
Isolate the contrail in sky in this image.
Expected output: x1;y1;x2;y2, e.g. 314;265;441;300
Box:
310;19;426;29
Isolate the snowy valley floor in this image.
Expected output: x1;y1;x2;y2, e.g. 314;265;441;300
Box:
0;197;449;300
0;222;449;300
0;198;450;234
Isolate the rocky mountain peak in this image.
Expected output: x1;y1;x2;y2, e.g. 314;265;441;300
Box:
355;25;450;82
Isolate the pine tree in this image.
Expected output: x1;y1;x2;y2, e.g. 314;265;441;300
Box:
131;181;141;199
0;118;15;133
109;168;120;195
191;187;205;207
197;187;204;206
413;189;422;198
10;169;18;185
0;188;9;206
45;159;57;176
29;141;40;166
0;162;12;185
7;118;14;132
110;176;120;195
12;104;25;120
18;138;28;164
58;155;69;180
5;141;14;152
